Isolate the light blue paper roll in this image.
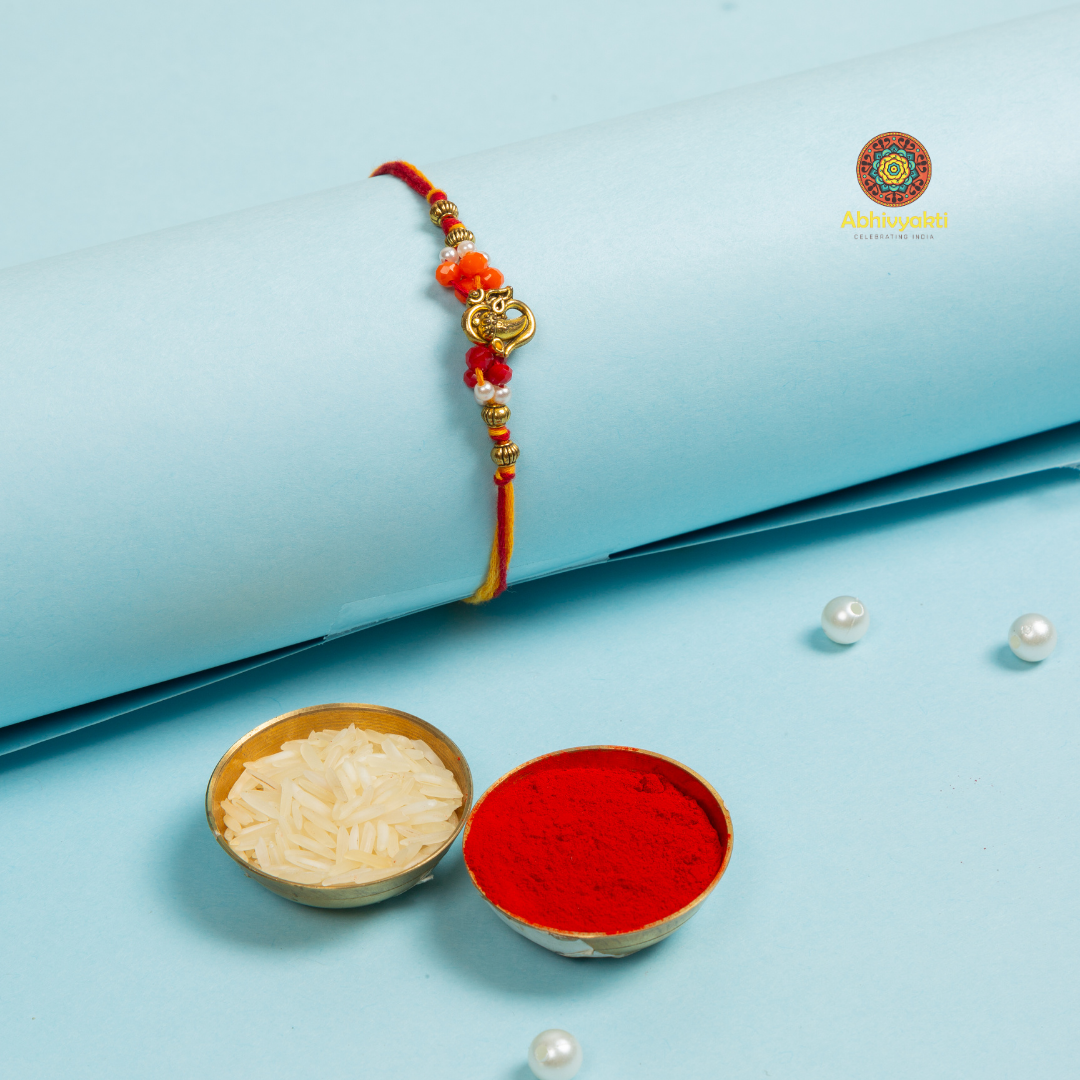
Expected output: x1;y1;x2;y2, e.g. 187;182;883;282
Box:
2;8;1078;727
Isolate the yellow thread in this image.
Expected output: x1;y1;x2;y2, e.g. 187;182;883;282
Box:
464;538;500;603
463;478;514;604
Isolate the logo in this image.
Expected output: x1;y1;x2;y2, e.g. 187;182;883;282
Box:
857;132;931;206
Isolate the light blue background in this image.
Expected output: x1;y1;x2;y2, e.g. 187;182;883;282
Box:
3;469;1078;1078
3;7;1079;726
2;4;1078;1077
0;0;1067;270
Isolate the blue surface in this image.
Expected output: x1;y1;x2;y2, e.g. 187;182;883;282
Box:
4;8;1079;727
5;419;1080;756
3;470;1078;1078
0;0;1064;270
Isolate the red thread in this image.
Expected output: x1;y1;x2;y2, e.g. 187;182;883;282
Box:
494;470;514;487
428;189;447;204
369;161;433;199
464;765;724;933
440;217;461;234
494;482;510;593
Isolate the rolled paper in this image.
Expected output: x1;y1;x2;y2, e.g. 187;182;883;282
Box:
1;8;1078;727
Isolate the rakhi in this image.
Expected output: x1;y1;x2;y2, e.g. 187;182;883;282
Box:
371;160;535;603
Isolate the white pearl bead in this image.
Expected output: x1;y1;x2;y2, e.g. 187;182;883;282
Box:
455;240;475;257
528;1030;582;1080
821;595;869;644
439;246;457;263
473;381;495;404
1008;613;1056;662
493;385;511;404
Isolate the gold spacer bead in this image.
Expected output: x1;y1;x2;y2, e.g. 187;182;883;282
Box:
491;441;520;467
444;225;475;248
429;199;458;226
481;404;510;427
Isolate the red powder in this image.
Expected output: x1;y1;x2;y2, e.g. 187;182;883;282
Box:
463;765;724;934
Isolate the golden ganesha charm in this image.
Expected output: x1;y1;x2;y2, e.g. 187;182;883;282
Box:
461;286;536;358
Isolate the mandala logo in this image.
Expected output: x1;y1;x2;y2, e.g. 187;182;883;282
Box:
857;132;931;207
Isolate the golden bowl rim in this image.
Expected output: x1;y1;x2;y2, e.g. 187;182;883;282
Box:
462;744;733;942
205;702;473;897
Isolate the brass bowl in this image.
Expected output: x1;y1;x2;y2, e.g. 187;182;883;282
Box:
463;746;732;957
206;703;472;909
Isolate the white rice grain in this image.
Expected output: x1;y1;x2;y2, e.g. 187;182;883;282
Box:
222;725;462;886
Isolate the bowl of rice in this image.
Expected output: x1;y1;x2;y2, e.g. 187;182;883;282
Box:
205;703;472;908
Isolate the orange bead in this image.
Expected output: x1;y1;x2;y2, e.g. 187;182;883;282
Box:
458;250;488;277
479;266;504;290
455;273;482;299
435;261;460;287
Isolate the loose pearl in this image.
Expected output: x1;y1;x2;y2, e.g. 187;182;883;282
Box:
821;595;869;644
493;385;511;404
473;381;495;404
528;1030;582;1080
439;246;457;263
1008;613;1056;662
456;240;475;257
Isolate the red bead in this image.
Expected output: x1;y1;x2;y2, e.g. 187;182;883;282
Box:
466;344;495;369
487;361;512;384
479;266;504;290
435;261;460;287
463;368;479;387
458;250;488;277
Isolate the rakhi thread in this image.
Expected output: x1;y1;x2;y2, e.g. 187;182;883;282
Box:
372;160;534;602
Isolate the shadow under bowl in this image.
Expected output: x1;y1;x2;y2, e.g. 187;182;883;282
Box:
463;745;732;957
206;702;472;909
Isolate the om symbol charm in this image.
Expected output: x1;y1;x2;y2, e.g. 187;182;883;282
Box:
461;286;536;358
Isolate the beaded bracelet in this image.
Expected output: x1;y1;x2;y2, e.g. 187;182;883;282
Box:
372;160;534;603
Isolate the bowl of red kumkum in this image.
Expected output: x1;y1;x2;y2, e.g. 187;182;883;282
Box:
462;746;732;957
